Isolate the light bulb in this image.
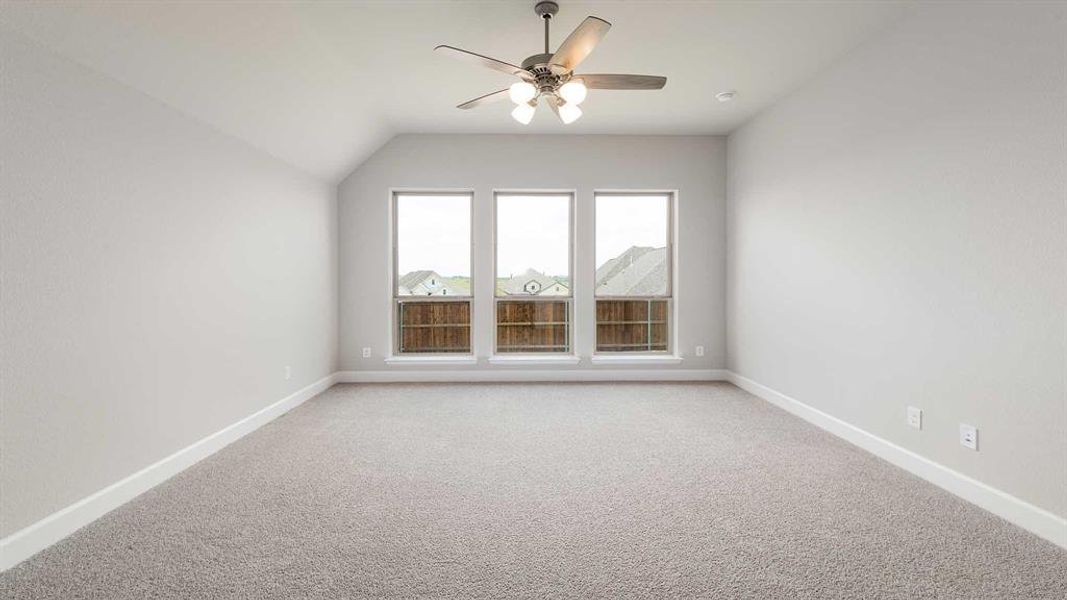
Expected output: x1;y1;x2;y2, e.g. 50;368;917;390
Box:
557;102;582;124
511;102;536;125
558;79;588;105
509;81;537;104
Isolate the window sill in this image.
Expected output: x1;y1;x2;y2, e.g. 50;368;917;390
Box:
488;355;581;366
590;355;683;365
385;356;478;366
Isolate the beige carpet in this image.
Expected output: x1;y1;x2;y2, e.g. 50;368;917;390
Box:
1;382;1064;599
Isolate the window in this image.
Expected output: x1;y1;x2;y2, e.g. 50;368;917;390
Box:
495;192;573;353
393;192;472;354
595;192;672;353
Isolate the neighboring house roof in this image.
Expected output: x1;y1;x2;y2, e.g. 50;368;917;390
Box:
501;269;570;296
596;246;655;286
398;270;438;290
596;246;668;296
399;247;662;299
398;270;470;296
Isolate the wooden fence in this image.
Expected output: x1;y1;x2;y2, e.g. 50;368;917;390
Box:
396;298;665;354
397;300;471;353
596;299;668;352
496;300;570;353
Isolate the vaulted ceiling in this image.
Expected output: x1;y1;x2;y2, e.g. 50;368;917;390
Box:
0;1;907;182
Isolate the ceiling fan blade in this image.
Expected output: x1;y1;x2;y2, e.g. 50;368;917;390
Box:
435;45;534;81
575;74;667;90
456;89;510;110
549;16;611;74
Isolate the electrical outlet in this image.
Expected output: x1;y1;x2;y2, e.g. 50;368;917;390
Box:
362;347;372;358
284;366;291;380
907;406;922;430
695;345;705;357
959;424;978;450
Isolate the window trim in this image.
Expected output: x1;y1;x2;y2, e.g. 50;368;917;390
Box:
492;190;576;356
390;190;475;356
487;355;581;365
592;191;676;356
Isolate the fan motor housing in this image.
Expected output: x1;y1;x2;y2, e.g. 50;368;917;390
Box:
522;53;566;91
521;53;554;71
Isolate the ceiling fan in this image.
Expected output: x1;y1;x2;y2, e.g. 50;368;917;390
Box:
435;0;667;125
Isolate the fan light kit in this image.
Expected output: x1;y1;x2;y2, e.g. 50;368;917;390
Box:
435;0;667;125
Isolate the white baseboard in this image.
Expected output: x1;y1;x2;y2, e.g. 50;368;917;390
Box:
0;373;338;572
337;368;729;383
727;371;1067;549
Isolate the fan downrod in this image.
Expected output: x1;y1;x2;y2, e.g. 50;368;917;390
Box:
526;0;563;87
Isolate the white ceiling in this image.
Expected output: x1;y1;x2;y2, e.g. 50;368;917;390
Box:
0;1;908;182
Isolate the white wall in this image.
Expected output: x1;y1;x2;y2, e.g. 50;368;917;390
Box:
338;134;726;373
0;34;338;537
727;1;1066;518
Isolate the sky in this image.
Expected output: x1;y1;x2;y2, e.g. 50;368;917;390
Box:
396;194;471;277
595;195;668;266
396;193;668;279
496;194;570;277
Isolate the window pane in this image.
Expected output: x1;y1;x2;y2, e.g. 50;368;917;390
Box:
496;300;570;353
596;299;668;352
396;194;471;297
496;194;571;297
398;301;471;353
595;194;669;297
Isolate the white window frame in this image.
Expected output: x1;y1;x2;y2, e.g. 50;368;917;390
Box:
492;190;576;356
391;190;475;356
592;190;675;355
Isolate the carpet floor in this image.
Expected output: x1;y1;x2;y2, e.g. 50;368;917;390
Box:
1;382;1064;599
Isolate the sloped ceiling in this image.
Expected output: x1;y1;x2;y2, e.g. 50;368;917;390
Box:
0;1;907;182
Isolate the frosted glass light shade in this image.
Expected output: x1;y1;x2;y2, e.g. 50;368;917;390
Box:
509;81;538;104
511;102;536;124
558;102;582;124
558;80;587;105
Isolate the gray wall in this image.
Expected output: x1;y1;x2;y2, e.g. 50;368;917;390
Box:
0;35;338;536
338;134;726;371
726;2;1066;517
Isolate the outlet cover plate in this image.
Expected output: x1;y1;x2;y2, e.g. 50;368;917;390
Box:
907;406;922;430
362;347;372;358
959;424;978;450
